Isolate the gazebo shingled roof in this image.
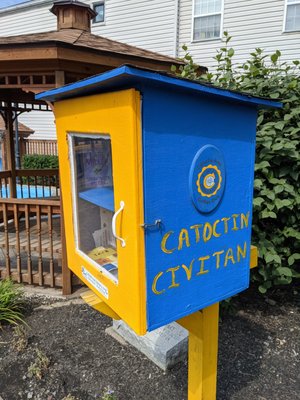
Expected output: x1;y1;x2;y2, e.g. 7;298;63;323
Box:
0;0;192;80
0;28;182;67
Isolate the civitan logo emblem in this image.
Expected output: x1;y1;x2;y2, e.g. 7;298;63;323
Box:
189;145;225;213
197;164;222;198
204;173;215;189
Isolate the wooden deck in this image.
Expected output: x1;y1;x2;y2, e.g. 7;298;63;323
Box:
0;169;74;292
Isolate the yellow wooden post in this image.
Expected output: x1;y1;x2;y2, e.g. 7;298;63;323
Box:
178;303;219;400
177;245;258;400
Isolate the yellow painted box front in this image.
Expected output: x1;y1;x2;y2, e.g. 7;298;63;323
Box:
54;89;147;335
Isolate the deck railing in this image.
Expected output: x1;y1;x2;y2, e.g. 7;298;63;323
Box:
0;169;60;198
0;197;62;287
0;170;11;198
0;168;73;293
16;169;60;198
24;139;58;156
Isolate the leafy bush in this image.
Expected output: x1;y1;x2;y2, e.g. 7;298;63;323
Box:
21;154;59;186
172;33;300;292
0;278;25;326
22;154;59;170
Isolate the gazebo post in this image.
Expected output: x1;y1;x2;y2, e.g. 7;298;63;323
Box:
61;199;72;295
5;103;17;198
54;71;72;295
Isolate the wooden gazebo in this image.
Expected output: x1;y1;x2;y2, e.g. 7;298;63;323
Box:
0;0;186;293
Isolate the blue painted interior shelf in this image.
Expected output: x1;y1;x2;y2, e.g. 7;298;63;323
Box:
79;187;114;212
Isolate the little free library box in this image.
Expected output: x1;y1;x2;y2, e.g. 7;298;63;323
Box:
37;66;281;335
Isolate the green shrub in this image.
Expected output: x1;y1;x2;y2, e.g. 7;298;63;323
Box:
22;154;59;170
172;33;300;292
21;154;59;186
0;278;25;326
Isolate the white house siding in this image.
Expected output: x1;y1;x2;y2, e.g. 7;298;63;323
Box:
178;0;300;71
18;111;56;141
90;0;176;57
0;1;55;36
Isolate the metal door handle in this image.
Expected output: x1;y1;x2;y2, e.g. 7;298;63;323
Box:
112;201;126;247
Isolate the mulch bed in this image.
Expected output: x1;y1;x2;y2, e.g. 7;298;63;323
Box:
0;285;299;400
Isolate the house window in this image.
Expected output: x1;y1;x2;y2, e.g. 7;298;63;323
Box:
193;0;223;41
93;2;105;24
284;0;300;32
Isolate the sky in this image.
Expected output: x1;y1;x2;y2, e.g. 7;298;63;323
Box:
0;0;32;9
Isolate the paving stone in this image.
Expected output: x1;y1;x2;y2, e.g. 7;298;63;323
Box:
112;319;188;371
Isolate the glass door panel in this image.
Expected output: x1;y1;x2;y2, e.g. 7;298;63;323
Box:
69;134;118;280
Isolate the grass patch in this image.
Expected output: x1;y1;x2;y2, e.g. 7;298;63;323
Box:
0;278;25;326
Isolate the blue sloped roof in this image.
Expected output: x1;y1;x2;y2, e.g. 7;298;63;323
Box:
36;65;282;109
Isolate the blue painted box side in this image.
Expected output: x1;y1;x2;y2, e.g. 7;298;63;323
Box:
141;86;258;331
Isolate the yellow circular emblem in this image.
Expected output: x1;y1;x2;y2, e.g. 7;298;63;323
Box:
197;164;222;198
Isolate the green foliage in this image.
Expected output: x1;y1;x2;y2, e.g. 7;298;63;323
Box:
101;387;117;400
0;279;25;326
172;34;300;292
21;154;59;186
28;348;50;380
22;154;59;170
219;297;237;317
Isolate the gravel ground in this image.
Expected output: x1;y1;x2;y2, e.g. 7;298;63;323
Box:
0;285;299;400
